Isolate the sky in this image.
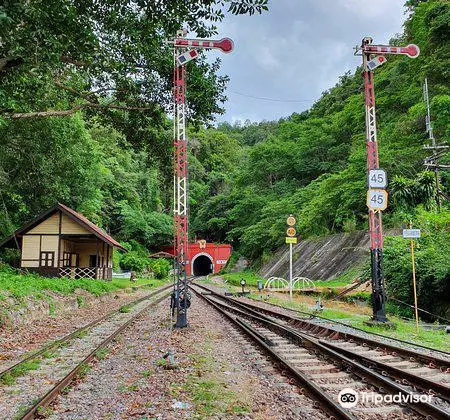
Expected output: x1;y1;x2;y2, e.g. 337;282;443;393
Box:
206;0;407;123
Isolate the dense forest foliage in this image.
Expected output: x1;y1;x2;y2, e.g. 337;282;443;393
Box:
191;0;449;262
0;0;449;315
0;0;268;247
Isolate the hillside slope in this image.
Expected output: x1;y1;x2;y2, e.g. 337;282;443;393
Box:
259;230;399;281
191;0;449;260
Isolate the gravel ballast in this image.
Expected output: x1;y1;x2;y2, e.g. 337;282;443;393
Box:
47;294;325;419
0;286;161;369
200;280;450;361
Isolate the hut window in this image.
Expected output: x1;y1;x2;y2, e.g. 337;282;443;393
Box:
63;252;71;267
40;252;54;267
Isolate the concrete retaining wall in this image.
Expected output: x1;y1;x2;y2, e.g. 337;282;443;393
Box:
259;230;400;280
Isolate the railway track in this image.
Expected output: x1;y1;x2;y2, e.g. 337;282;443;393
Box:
192;282;450;419
193;282;450;395
247;293;450;361
0;284;172;420
0;284;172;382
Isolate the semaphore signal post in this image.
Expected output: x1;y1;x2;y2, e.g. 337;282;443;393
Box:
355;37;420;324
167;30;233;328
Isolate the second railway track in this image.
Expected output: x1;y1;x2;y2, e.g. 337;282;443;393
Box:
0;284;171;420
192;282;450;419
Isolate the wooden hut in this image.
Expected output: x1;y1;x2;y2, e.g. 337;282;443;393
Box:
0;203;126;280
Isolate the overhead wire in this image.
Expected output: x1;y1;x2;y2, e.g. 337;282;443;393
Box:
228;89;316;103
388;296;450;324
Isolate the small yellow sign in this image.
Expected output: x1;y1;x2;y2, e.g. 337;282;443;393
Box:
285;237;297;244
286;216;296;226
286;227;296;237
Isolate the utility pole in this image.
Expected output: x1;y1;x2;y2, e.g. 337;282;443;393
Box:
168;30;233;328
355;37;420;323
423;77;449;211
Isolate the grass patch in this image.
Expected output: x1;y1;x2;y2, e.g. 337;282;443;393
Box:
119;304;131;313
222;272;263;288
47;296;56;316
182;338;251;417
141;369;153;378
13;403;37;420
36;405;53;417
256;293;362;320
222;268;360;290
95;348;109;360
0;346;61;385
73;329;88;340
191;379;232;414
110;277;167;290
315;265;364;288
0;264;169;300
41;350;56;359
353;317;450;351
118;382;139;392
76;295;85;308
222;265;364;290
0;359;41;385
76;362;91;379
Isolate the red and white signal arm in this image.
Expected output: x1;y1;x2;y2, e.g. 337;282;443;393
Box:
363;43;420;59
174;37;234;54
367;189;388;211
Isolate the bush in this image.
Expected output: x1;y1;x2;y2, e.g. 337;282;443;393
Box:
118;240;153;273
119;251;150;273
150;258;170;279
0;249;21;267
383;208;450;321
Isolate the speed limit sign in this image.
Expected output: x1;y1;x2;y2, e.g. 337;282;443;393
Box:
368;169;387;189
367;189;388;211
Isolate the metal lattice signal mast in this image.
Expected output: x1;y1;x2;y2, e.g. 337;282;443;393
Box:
356;37;420;322
169;30;233;328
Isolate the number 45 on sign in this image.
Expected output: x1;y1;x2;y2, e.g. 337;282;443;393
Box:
367;189;388;211
368;169;387;189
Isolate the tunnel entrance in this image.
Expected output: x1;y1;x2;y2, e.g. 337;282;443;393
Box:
193;255;213;276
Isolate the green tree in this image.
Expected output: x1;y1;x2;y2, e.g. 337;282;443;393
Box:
0;115;103;235
0;0;268;125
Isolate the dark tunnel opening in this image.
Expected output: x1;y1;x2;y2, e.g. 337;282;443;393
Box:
193;255;213;276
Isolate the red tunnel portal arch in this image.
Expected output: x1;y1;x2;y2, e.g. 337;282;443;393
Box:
162;242;232;276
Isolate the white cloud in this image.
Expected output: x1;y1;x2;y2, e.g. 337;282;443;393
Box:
209;0;406;122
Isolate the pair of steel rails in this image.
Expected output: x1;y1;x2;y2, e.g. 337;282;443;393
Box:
192;282;450;420
0;284;172;420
